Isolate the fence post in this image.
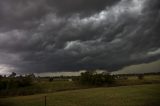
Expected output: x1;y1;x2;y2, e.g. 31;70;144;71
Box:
45;96;47;106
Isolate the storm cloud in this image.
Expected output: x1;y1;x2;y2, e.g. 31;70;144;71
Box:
0;0;160;74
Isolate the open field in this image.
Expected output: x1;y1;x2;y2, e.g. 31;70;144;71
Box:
0;84;160;106
0;75;160;97
115;75;160;86
0;80;86;97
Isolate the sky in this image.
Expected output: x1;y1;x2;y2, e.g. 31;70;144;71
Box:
112;59;160;74
0;0;160;75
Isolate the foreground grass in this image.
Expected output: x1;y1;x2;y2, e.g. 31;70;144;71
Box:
0;84;160;106
0;81;87;97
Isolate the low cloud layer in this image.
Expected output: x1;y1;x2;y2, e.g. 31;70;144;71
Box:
0;0;160;74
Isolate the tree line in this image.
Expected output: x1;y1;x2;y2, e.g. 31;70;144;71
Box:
0;72;35;90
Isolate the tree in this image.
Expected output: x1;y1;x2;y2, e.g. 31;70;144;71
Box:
79;71;115;86
9;72;16;78
138;74;144;80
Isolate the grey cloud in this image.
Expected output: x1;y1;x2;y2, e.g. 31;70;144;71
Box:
0;0;160;74
46;0;120;16
0;0;120;31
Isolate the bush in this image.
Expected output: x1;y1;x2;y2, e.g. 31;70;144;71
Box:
79;71;115;86
138;74;144;80
0;75;34;90
0;80;8;90
49;77;54;82
17;77;33;87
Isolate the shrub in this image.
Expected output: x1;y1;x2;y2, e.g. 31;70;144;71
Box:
0;80;8;90
0;74;34;90
138;74;144;80
17;77;33;87
49;77;54;82
79;71;115;86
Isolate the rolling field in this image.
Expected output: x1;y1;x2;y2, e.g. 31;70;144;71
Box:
1;75;160;97
115;75;160;86
0;84;160;106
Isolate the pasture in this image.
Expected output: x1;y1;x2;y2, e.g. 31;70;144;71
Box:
0;74;160;106
0;84;160;106
0;74;160;97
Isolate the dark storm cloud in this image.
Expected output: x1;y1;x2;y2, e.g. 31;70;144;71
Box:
0;0;160;73
0;0;120;30
0;0;46;30
46;0;120;16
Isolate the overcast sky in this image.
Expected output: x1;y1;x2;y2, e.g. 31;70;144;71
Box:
0;0;160;74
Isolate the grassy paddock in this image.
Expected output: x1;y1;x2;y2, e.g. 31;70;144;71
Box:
0;81;87;97
0;84;160;106
115;75;160;86
0;75;160;97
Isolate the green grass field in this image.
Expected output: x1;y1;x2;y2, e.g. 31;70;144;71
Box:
0;75;160;97
115;75;160;86
0;84;160;106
